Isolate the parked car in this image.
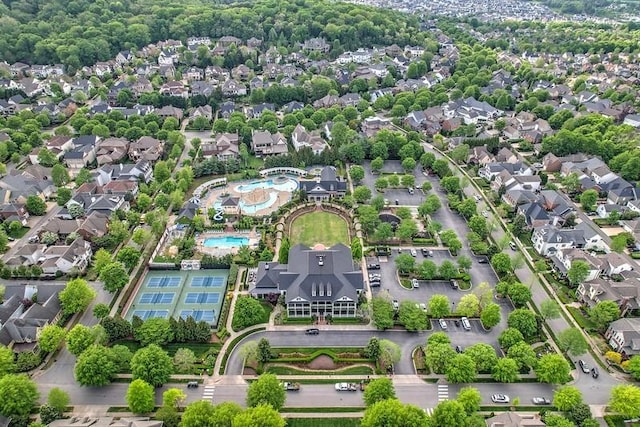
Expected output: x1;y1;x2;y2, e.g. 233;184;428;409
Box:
419;303;427;312
477;257;489;264
187;381;199;388
421;248;433;256
591;367;599;379
450;280;459;289
578;359;590;373
392;299;399;310
491;394;510;404
305;328;320;335
509;241;517;250
532;397;551;405
410;249;417;257
439;319;447;330
455;345;463;353
412;278;419;288
482;210;489;218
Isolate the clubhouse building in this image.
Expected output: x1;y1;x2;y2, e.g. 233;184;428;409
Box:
250;243;364;318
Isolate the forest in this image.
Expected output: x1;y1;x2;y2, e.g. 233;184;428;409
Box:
0;0;426;71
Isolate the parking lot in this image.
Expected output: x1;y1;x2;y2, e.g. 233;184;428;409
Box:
361;160;428;207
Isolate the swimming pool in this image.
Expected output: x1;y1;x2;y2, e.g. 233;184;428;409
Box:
203;236;249;248
235;178;298;193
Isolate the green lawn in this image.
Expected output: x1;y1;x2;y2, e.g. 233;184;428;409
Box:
284;418;360;426
290;211;349;247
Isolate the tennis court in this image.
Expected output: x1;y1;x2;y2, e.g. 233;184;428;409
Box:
125;269;229;327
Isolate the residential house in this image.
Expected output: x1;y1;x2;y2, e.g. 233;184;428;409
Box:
176;201;199;224
302;38;330;53
298;166;347;201
291;124;329;155
361;116;392;138
77;211;109;241
40;238;93;276
532;225;587;256
64;135;99;174
156;105;183;120
201;133;240;161
596;203;627;219
0;283;65;349
479;162;531;181
551;248;602;281
606;318;640;356
485;412;546;427
96;161;153;185
103;180;139;198
221;79;247;97
66;192;128;218
41;218;83;240
577;272;640;317
0;203;29;225
190;105;213;122
250;243;363;318
128;136;163;162
251;131;288;157
96;137;129;165
0;169;56;203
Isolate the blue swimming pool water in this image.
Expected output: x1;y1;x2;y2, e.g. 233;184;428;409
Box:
236;179;274;192
203;236;249;248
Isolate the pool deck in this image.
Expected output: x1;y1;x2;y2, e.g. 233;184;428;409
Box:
202;176;297;217
197;230;261;257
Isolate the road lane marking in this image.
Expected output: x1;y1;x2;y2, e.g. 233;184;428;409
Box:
202;385;215;400
437;384;449;401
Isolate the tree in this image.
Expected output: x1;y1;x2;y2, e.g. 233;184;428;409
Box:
372;294;394;330
535;354;571;384
507;282;532;307
379;339;401;370
173;348;196;374
181;401;215;427
567;403;594;427
38;324;66;353
589;300;620;330
628;356;640;380
579;189;598;212
278;238;290;263
498;328;525;350
100;262;129;293
418;195;441;216
92;248;112;274
39;404;62;425
257;338;272;364
611;234;629;253
480;302;501;328
361;399;427;427
162;388;186;409
93;303;110;319
232;297;267;331
507;309;538;338
135;318;174;346
0;374;39;418
68;203;85;218
363;378;396;406
25;195;47;215
126;379;155;414
492;358;519;383
59;278;96;315
426;343;456;374
0;345;15;378
51;164;70;187
57;187;72;206
398;301;428;331
491;253;512;275
457;294;480;317
431;400;467;427
553;386;583;411
540;299;561;320
74;345;116;386
66;324;96;356
567;260;590;286
558;327;588;356
609;385;640;418
438;260;458;280
457;255;472;272
349;165;365;183
544;415;576;427
47;387;71;412
131;344;173;387
446;354;477;383
458;337;494;374
233;405;285;427
394;253;415;274
117;247;142;271
428;295;450;318
353;186;372;203
370;157;384;173
511;214;528;238
364;337;381;360
351;239;362;260
246;373;285;410
457;386;481;414
507;342;537;370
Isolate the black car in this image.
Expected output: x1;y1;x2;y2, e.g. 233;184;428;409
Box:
187;381;199;388
454;319;460;327
305;328;320;335
477;257;489;264
591;367;599;378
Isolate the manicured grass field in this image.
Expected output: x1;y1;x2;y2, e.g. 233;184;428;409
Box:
290;211;349;247
284;418;360;426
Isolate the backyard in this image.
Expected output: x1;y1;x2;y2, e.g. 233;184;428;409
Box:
290;211;350;247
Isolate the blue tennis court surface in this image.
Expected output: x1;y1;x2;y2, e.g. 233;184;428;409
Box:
147;277;181;288
180;310;216;322
139;292;175;304
126;270;229;327
190;276;225;287
184;292;220;304
132;310;170;320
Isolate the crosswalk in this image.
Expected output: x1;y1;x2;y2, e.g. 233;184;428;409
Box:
202;385;215;401
437;384;449;401
425;407;434;416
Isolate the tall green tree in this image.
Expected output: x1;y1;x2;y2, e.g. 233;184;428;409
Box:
126;379;155;414
557;327;588;356
609;385;640;418
363;378;396;406
246;373;285;410
233;405;285;427
492;358;519;383
361;399;428;427
130;344;173;387
589;300;620;330
431;400;467;427
74;345;116;386
59;278;96;315
535;354;571;384
0;374;39;418
100;262;129;293
553;386;583;411
38;324;67;353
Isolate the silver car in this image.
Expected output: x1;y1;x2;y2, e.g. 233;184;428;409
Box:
491;394;510;404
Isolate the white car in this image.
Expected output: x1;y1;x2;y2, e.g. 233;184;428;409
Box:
412;278;419;288
491;394;510;404
419;303;427;312
482;210;489;218
393;299;399;310
438;319;447;330
532;397;551;405
410;249;417;257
